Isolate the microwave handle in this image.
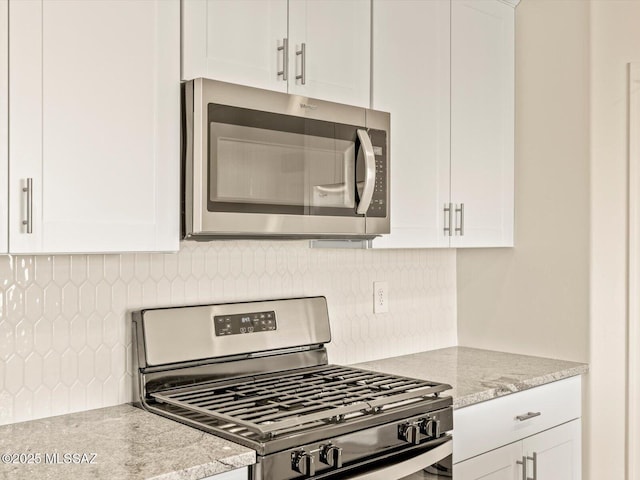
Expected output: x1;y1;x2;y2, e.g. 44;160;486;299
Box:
356;129;376;215
345;438;452;480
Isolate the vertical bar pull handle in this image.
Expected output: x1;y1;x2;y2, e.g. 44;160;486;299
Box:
455;203;465;236
516;456;527;480
296;43;306;85
22;178;33;234
527;453;537;480
277;38;288;81
444;203;453;236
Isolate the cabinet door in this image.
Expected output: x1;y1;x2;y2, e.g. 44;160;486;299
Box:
0;0;6;253
202;467;248;480
370;0;450;249
450;0;514;247
453;442;523;480
523;420;581;480
9;0;179;254
182;0;288;92
288;0;370;108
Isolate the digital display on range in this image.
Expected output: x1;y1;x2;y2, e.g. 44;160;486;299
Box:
213;311;277;337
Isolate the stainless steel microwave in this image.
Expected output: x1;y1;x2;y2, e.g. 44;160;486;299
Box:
182;78;390;239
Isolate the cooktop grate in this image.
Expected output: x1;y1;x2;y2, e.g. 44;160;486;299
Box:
151;364;448;439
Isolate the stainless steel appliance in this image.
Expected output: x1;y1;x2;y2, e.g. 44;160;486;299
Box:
133;297;453;479
183;79;390;239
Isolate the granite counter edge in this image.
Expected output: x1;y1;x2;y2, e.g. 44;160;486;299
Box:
453;364;589;409
151;450;256;480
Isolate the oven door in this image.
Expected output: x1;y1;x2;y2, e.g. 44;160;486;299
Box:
344;439;452;480
309;437;452;480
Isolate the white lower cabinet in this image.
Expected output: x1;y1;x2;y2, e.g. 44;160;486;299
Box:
454;420;581;480
522;420;581;480
203;467;248;480
454;441;523;479
453;376;582;480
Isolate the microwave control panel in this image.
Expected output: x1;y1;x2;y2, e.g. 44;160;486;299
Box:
214;311;277;336
368;129;387;218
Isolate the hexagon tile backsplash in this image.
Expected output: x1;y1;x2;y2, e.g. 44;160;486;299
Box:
0;241;457;425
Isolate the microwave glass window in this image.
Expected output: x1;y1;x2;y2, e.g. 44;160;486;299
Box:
207;103;362;217
212;124;355;210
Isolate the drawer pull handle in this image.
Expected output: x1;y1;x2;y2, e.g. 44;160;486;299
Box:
516;411;541;422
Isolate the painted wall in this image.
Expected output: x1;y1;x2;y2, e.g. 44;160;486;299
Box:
456;0;590;362
456;0;593;476
589;1;640;478
458;1;640;478
0;242;457;426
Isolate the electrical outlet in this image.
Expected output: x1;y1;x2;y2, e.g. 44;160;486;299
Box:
373;281;389;314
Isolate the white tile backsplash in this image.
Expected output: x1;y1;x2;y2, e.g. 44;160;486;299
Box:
0;241;457;425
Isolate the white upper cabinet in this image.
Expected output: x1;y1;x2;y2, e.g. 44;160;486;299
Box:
9;0;180;254
288;0;370;108
371;0;515;249
450;0;515;247
371;0;450;249
181;0;288;92
182;0;371;108
0;0;7;254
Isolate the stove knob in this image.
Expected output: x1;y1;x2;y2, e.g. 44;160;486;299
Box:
292;452;316;477
421;418;442;439
321;445;343;468
399;423;421;445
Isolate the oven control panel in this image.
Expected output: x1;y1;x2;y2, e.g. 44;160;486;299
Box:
213;310;277;336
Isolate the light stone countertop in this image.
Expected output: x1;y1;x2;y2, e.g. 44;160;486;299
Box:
353;346;588;409
0;404;255;480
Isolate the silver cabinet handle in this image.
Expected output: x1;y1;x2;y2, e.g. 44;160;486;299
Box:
516;455;535;480
296;42;306;85
516;411;541;422
356;129;375;215
444;203;453;236
22;178;33;234
277;38;288;81
516;456;527;480
527;453;537;480
455;203;464;236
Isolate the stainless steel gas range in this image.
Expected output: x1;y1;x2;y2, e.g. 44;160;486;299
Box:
132;297;453;479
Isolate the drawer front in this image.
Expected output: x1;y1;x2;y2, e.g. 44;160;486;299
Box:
453;375;582;463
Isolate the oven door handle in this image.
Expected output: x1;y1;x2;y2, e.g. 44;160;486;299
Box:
356;129;376;215
346;439;453;480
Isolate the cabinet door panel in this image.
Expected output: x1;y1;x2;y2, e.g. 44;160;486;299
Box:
370;0;450;249
202;467;248;480
453;442;522;480
288;0;370;107
523;420;581;480
182;0;287;92
450;0;514;247
0;0;6;253
9;0;179;253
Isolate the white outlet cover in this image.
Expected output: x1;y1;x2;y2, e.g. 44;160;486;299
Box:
374;281;389;314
